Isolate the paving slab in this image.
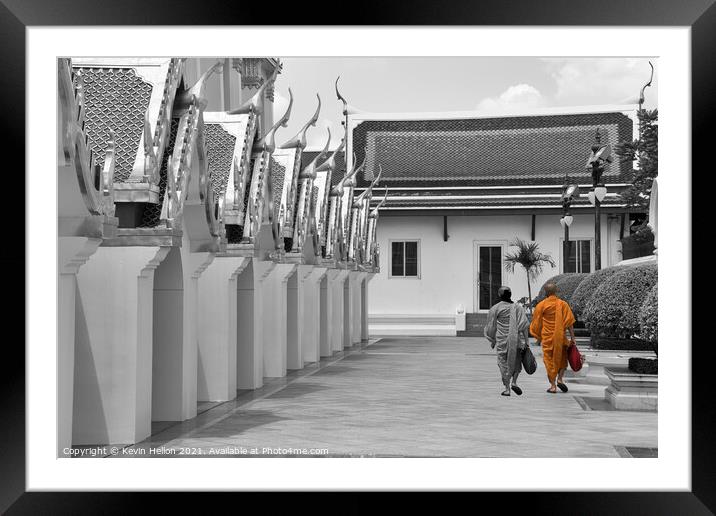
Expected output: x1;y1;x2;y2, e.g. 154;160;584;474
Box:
119;337;657;458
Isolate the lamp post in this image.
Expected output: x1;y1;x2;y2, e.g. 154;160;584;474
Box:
560;178;579;272
585;128;612;271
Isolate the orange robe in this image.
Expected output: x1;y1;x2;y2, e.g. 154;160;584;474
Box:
529;295;576;383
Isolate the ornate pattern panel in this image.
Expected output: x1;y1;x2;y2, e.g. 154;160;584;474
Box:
139;119;178;227
73;67;153;182
270;159;286;218
205;123;237;198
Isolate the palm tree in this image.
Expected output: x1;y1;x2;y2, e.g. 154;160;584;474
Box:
503;238;556;313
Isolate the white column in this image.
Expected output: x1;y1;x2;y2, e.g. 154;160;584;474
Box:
342;273;352;349
262;263;297;378
73;246;169;445
300;266;328;364
286;267;301;371
325;269;346;353
197;256;250;402
362;273;375;342
326;269;344;355
58;237;102;456
350;272;367;345
319;274;330;357
237;259;273;390
151;237;214;423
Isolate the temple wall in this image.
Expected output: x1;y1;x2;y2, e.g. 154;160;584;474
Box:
368;213;621;331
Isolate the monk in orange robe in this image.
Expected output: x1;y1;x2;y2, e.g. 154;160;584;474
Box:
529;282;576;394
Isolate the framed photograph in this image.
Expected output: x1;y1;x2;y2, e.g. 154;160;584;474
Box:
5;0;708;512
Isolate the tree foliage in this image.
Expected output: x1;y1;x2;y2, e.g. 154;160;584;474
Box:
504;238;556;308
614;108;658;213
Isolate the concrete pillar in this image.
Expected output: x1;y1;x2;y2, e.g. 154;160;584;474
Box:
286;268;301;371
262;263;297;378
300;266;328;364
58;237;102;456
319;275;330;357
151;236;214;423
73;246;169;445
236;259;274;390
343;275;352;349
350;272;367;345
197;256;251;402
326;269;348;353
362;273;375;341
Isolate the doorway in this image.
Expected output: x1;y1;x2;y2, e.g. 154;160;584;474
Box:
473;241;506;312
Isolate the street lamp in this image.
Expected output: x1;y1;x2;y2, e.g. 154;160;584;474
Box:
585;128;612;271
560;177;580;272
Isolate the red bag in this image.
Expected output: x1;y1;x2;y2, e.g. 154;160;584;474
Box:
567;342;583;372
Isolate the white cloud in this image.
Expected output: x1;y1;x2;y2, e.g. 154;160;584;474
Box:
541;58;657;108
476;83;546;114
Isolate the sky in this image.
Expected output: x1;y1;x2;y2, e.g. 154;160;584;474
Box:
271;57;658;150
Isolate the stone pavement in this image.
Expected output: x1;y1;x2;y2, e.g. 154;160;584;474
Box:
121;337;657;458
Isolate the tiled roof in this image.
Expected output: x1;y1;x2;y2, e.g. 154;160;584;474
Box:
351;112;634;187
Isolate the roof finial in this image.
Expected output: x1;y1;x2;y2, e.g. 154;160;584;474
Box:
255;87;293;153
638;61;654;111
281;93;321;149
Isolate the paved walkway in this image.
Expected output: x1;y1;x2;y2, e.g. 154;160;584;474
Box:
123;337;657;458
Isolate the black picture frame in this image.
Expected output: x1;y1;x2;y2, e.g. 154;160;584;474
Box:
4;0;707;512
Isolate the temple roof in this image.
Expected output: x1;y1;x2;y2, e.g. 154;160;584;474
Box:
302;109;635;213
351;110;634;188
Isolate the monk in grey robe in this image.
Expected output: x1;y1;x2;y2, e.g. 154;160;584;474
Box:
484;286;530;396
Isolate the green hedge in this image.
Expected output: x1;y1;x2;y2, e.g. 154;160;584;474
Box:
532;273;569;307
570;266;627;319
584;263;658;339
639;284;658;344
555;273;589;304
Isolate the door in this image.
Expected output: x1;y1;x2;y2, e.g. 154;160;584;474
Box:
474;242;504;312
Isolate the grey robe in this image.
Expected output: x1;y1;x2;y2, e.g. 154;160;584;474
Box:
483;301;530;387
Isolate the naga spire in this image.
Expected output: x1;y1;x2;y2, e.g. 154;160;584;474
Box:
316;137;345;173
254;87;293;153
370;188;388;217
299;127;331;180
281;93;321;150
175;59;223;111
638;61;654;110
228;60;281;116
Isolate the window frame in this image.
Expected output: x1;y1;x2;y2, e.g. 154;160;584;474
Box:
388;239;421;279
560;237;594;274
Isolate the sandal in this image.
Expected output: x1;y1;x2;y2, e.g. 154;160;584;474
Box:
511;385;523;396
546;388;557;394
557;382;568;393
501;390;511;396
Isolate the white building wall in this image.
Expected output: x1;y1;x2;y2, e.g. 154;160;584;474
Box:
369;213;621;328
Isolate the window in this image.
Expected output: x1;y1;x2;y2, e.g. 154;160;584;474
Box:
563;239;592;273
390;240;420;278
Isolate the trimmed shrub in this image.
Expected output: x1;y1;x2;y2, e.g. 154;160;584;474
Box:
639;284;658;345
584;263;658;339
570;266;627;319
532;273;569;307
555;273;589;304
